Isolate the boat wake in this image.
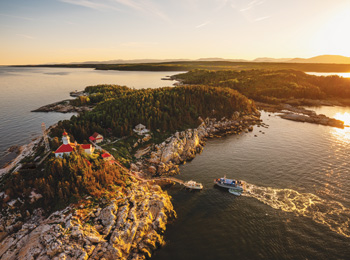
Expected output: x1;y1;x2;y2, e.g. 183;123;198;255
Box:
243;183;350;238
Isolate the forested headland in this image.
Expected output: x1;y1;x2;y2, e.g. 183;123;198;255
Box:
172;69;350;104
53;84;257;142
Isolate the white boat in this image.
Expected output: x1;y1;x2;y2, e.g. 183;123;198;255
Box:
184;180;203;190
214;176;245;191
229;188;242;196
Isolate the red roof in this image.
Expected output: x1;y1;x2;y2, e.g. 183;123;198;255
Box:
81;144;91;149
101;153;111;158
89;136;96;141
55;144;75;153
92;132;100;138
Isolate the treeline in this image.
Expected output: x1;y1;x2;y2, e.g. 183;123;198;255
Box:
20;61;350;72
0;149;128;213
71;84;132;106
52;85;257;142
173;69;350;103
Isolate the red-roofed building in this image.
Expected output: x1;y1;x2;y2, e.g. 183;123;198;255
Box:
89;132;103;143
80;144;95;155
101;152;113;161
55;132;76;158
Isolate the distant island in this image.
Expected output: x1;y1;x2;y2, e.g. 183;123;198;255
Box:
16;56;350;73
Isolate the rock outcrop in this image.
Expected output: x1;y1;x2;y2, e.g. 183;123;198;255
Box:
0;182;175;260
257;102;345;128
32;100;92;113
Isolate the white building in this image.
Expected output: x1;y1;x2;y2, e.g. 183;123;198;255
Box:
133;124;149;135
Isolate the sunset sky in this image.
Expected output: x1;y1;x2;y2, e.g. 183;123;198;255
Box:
1;0;350;65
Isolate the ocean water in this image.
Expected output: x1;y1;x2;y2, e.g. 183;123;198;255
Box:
0;67;179;167
306;72;350;78
153;110;350;260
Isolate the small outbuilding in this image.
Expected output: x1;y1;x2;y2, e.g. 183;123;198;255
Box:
89;132;104;143
101;152;113;161
80;144;95;155
133;124;149;135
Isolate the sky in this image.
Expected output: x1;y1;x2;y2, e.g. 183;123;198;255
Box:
1;0;350;65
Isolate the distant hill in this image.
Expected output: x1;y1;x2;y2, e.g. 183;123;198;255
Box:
41;55;350;66
252;57;292;63
69;58;191;64
290;55;350;64
197;57;249;62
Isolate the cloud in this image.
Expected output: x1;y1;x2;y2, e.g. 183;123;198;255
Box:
60;0;169;21
254;16;270;22
111;0;169;22
16;34;35;39
59;0;121;11
214;0;229;12
231;0;270;23
239;0;265;12
0;13;34;21
196;21;210;28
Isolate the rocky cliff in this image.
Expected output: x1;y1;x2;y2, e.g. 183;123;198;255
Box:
0;181;175;260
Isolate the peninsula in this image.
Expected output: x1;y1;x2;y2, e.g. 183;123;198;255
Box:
0;83;259;259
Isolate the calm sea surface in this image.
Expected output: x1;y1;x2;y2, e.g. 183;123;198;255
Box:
0;67;179;167
1;67;349;259
306;72;350;78
153;109;350;260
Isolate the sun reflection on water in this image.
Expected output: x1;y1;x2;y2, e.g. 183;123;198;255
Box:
331;112;350;143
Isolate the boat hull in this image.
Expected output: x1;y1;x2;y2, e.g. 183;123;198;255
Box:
184;181;203;190
214;177;244;191
229;189;242;196
185;185;203;190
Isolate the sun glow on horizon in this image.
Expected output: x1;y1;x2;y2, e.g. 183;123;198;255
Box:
313;7;350;57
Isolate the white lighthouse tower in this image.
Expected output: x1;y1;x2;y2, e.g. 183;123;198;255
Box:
62;131;70;144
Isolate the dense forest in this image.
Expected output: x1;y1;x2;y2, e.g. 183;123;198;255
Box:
173;69;350;103
52;84;257;142
0;148;128;214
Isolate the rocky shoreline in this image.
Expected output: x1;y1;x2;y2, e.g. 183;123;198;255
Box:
256;102;345;128
0;180;175;260
32;100;92;113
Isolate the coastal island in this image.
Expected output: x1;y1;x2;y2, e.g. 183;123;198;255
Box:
1;66;350;259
